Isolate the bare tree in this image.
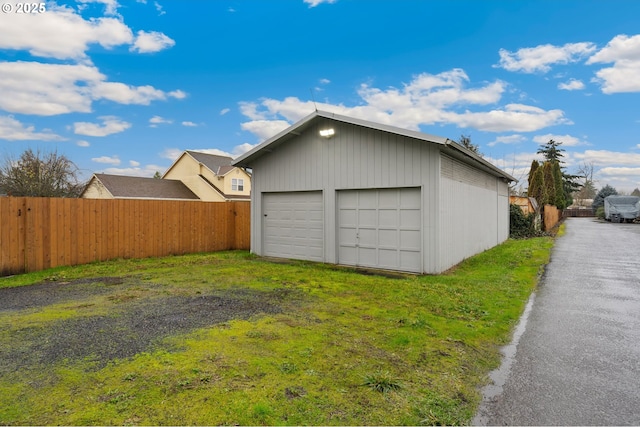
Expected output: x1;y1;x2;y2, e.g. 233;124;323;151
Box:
573;161;597;205
0;148;84;197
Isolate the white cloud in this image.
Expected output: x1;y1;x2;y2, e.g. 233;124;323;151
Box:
168;90;187;99
240;69;570;140
76;0;120;15
487;134;527;147
77;140;90;147
304;0;337;7
0;4;133;61
600;167;640;176
149;115;172;127
154;1;166;15
241;120;292;141
558;79;585;91
319;78;331;84
0;61;186;116
93;82;165;104
92;155;121;165
573;149;640;166
586;34;640;94
588;34;640;64
0;62;100;115
220;108;230;115
0;115;64;141
73;116;131;136
130;160;140;167
232;142;259;157
131;30;175;53
239;101;268;120
181;121;198;127
485;151;544;183
533;133;585;147
447;104;570;133
100;165;165;177
160;148;183;161
496;42;596;73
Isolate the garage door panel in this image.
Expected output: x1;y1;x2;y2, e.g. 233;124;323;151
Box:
400;230;421;250
379;209;398;226
358;209;376;226
400;251;421;270
338;188;422;273
263;192;323;262
400;188;421;208
339;246;357;264
378;191;399;208
378;229;398;246
358;192;377;208
400;210;421;227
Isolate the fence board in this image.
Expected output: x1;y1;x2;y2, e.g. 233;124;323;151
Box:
543;204;561;231
0;197;250;276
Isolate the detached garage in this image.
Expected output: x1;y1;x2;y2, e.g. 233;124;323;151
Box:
233;111;515;274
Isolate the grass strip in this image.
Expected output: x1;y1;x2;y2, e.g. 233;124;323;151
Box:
0;236;553;425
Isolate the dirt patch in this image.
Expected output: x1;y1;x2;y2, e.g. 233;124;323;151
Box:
0;278;285;373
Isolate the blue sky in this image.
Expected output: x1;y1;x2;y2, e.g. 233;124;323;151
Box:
2;0;640;193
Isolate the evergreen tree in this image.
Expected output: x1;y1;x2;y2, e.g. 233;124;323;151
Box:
528;166;546;206
537;139;565;163
527;160;540;192
592;185;618;211
536;139;579;207
542;161;555;206
552;161;567;209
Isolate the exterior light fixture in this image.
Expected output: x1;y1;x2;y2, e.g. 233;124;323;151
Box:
319;128;335;138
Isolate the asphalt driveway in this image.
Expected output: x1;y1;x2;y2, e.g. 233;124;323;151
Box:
474;217;640;425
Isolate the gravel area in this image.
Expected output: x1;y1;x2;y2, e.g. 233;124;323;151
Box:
0;277;285;373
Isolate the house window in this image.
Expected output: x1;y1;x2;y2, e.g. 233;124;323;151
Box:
232;178;244;191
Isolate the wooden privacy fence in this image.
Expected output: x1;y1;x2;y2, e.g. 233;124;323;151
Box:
0;197;250;276
543;204;561;231
563;208;595;217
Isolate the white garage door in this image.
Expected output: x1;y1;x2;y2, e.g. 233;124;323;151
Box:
262;191;324;262
338;188;422;273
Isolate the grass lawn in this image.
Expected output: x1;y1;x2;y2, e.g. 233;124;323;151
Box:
0;236;553;425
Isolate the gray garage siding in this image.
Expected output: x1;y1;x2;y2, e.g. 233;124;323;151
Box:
438;154;510;271
248;118;441;273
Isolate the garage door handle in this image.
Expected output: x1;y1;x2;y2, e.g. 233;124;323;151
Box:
264;214;268;217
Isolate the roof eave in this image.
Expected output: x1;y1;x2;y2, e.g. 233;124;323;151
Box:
444;139;517;183
233;110;516;183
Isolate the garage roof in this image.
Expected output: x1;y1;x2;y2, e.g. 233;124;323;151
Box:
233;110;516;182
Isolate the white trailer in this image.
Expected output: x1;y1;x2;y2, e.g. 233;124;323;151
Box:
604;195;640;223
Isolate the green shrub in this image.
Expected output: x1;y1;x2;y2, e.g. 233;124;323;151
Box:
509;204;536;238
595;206;605;219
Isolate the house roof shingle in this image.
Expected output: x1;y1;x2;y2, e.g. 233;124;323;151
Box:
88;174;200;200
186;151;234;175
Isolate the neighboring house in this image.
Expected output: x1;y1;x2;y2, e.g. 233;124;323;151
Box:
81;174;199;200
233;110;515;274
163;150;251;201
